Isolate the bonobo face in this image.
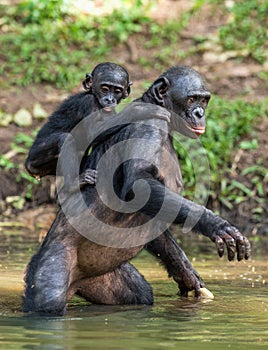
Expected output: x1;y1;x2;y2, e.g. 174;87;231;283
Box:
83;62;132;113
152;66;211;139
93;71;129;112
168;72;210;138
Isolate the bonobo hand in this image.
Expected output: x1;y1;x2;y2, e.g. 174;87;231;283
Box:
199;211;251;261
212;224;251;261
124;102;171;123
79;169;98;187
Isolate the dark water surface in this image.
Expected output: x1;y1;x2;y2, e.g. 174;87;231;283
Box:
0;230;267;349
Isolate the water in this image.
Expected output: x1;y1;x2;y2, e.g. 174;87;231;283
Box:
0;230;267;349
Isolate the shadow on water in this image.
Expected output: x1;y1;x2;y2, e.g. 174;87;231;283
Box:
0;229;267;349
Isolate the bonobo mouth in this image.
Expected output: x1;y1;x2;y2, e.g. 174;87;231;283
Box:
103;106;116;113
186;125;206;137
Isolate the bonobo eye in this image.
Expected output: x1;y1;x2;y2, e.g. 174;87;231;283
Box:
187;97;195;106
101;85;110;93
114;88;123;95
200;97;209;107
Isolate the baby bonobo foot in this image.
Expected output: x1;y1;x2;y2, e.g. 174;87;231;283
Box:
57;169;98;204
79;169;98;187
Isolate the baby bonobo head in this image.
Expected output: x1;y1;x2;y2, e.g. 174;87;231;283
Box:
82;62;133;113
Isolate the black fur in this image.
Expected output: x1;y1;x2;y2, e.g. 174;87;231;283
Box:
23;65;250;315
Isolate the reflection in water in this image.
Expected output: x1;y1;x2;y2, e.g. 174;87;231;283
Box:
0;230;267;349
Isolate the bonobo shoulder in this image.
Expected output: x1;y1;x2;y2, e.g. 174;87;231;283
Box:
120;114;169;148
56;91;93;113
126;102;170;125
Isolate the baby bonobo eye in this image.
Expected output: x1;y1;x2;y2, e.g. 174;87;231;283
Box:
101;85;110;93
114;88;123;95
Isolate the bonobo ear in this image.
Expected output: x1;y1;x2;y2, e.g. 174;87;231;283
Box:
152;77;170;105
82;73;93;91
123;81;133;99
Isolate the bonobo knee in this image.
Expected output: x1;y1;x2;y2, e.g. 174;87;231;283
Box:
119;263;154;305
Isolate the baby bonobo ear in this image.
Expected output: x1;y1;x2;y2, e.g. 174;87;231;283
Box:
152;76;170;105
82;73;93;91
123;81;133;99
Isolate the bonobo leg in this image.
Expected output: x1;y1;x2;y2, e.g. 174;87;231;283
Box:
23;217;77;316
70;262;153;305
146;229;204;297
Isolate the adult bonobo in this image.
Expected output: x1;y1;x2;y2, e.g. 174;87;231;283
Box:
23;66;250;315
24;60;197;299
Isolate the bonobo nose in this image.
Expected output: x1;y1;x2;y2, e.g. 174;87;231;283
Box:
193;107;204;119
104;96;117;105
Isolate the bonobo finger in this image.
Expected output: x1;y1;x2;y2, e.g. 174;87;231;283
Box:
179;288;188;298
85;169;97;176
84;176;95;184
235;236;246;261
224;235;236;261
84;170;98;184
244;237;251;260
194;284;201;298
181;280;202;298
215;236;224;257
227;227;251;261
158;111;170;123
218;231;236;261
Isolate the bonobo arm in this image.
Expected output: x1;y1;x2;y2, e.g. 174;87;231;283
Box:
26;131;68;178
25;92;93;178
89;102;171;145
145;229;205;297
59;103;171;199
25;101;170;179
138;177;250;261
121;122;250;262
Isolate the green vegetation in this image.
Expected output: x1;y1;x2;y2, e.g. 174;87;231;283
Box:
0;0;267;88
0;132;38;203
0;0;267;216
218;0;268;64
0;0;150;88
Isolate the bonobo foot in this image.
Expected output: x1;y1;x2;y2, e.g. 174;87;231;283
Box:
79;169;98;186
173;259;205;298
57;169;98;204
146;230;205;298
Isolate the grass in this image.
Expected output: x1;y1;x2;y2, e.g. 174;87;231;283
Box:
0;0;267;215
1;0;266;88
218;0;268;64
0;1;150;88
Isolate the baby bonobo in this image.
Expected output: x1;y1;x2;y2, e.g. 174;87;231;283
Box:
25;62;170;191
23;65;250;316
